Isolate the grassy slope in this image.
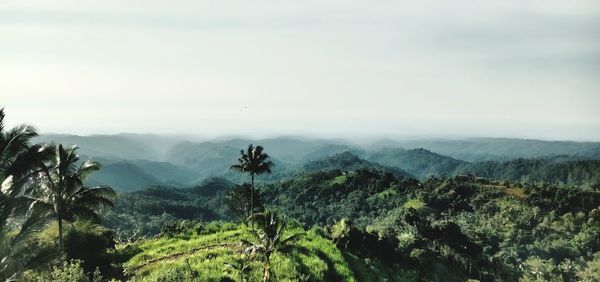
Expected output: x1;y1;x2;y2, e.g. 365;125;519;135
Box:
122;223;411;282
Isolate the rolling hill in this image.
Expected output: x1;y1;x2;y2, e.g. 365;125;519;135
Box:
367;148;466;178
369;137;600;162
302;151;412;178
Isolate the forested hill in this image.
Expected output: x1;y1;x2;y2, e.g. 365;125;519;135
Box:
261;171;600;280
306;151;600;188
369;137;600;162
456;158;600;188
367;148;466;178
302;151;413;178
100;169;600;281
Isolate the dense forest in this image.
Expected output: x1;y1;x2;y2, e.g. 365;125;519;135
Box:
2;108;600;281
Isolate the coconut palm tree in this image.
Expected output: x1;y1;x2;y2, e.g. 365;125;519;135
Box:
27;144;116;253
241;209;303;282
230;144;273;228
225;182;263;223
0;108;53;279
0;108;53;233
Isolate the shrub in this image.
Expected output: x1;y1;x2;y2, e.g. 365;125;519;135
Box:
21;259;102;282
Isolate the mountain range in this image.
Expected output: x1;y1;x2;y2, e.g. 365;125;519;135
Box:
34;134;600;191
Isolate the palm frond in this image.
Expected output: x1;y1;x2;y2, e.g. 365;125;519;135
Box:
4;144;53;186
0;107;5;133
280;233;304;246
68;205;101;223
75;160;101;181
1;124;38;159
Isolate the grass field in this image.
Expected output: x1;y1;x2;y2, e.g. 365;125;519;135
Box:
120;221;417;281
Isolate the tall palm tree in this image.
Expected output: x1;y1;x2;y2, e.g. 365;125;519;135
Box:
230;144;273;228
241;209;303;282
0;108;53;279
27;144;116;253
0;108;52;233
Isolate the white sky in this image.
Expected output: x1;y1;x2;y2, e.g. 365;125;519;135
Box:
1;0;599;140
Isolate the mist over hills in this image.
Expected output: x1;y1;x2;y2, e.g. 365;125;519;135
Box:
33;133;187;161
368;138;600;162
34;133;600;191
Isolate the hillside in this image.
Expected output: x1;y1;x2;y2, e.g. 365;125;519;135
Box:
121;222;414;282
261;170;600;280
103;168;600;281
87;162;164;192
86;159;201;191
102;178;234;238
34;134;165;161
371;138;600;162
456;158;600;188
32;135;600;192
302;151;412;178
367;148;466;178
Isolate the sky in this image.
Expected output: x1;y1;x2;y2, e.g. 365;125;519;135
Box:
1;0;599;141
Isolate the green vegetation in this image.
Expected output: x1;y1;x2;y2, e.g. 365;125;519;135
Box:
230;144;274;229
3;107;600;281
121;221;401;282
0;109;118;280
28;144;116;252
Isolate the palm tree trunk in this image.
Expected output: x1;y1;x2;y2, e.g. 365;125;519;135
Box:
58;217;64;254
251;173;255;230
263;257;271;282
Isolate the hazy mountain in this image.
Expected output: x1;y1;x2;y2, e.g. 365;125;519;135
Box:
455;159;600;188
207;137;352;163
302;151;413;178
86;158;201;191
34;133;186;161
367;148;466;178
165;139;360;183
302;143;363;161
33;134;600;191
36;134;600;164
126;160;199;186
368;138;600;162
87;162;164;192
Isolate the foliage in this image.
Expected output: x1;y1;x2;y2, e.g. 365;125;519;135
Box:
303;151;412;178
240;209;303;282
26;144;116;251
0;108;54;280
5;107;600;281
122;222;391;281
225;183;263;223
264;170;600;280
230;144;274;229
101;178;234;240
21;259;105;282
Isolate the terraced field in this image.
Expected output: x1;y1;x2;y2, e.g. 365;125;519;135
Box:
121;222;407;281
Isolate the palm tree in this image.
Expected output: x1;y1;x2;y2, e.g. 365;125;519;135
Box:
27;144;116;253
230;144;273;228
241;209;303;282
0;108;53;279
0;108;53;233
225;183;263;223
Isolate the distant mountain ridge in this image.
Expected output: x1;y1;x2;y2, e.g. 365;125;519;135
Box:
367;148;466;178
302;151;413;178
35;134;600;191
369;137;600;162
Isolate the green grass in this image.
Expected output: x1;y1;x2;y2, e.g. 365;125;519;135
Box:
328;175;348;186
403;198;426;210
121;223;378;281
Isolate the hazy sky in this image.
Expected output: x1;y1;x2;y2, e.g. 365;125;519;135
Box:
1;0;599;140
